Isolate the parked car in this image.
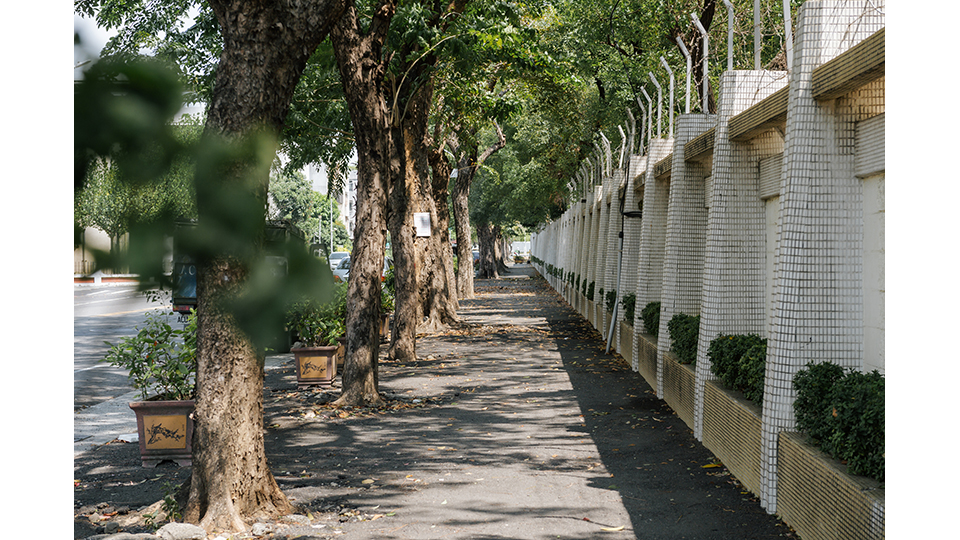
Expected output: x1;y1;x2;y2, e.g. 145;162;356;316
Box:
332;256;394;283
328;251;350;270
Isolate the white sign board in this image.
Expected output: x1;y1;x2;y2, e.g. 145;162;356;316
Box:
414;212;431;237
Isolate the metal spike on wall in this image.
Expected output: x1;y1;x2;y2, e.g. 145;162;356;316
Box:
649;72;662;139
691;12;710;112
659;57;675;138
676;37;692;114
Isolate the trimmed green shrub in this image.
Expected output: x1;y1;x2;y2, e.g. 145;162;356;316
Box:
667;313;699;364
825;370;884;480
738;340;767;403
793;362;885;481
621;294;636;324
641;301;661;336
707;333;766;404
598;288;605;306
605;290;617;313
793;361;846;443
587;281;595;301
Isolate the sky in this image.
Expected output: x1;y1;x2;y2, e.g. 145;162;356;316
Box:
74;12;116;76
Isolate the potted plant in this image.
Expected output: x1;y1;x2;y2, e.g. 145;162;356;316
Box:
286;286;346;388
102;310;197;468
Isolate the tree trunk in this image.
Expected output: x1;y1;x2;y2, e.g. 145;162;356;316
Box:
386;109;420;362
496;227;510;273
329;0;397;406
419;121;459;333
185;0;347;531
476;221;499;279
452;145;476;298
451;121;504;299
387;0;467;350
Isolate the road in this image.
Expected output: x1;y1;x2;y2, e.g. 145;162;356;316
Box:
73;284;183;411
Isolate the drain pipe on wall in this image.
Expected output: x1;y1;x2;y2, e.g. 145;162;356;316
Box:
605;196;626;354
605;195;644;354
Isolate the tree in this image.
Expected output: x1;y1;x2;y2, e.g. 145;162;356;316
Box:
76;0;350;531
328;0;398;406
267;167;350;253
75;117;201;272
449;121;505;294
75;158;134;264
185;0;349;530
383;0;477;363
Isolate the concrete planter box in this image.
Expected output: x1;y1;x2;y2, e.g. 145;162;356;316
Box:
661;352;696;429
635;332;659;390
701;380;763;496
618;322;634;366
293;345;338;389
129;399;196;468
777;431;884;540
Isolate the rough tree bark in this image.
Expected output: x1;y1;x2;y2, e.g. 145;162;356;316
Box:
451;121;505;298
497;229;511;273
185;0;346;532
419;121;460;332
329;0;398;406
387;0;467;356
475;221;499;279
386;87;422;362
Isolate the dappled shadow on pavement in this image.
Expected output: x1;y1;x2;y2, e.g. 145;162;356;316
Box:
259;266;796;539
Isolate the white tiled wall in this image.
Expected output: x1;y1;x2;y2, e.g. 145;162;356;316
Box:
528;0;885;517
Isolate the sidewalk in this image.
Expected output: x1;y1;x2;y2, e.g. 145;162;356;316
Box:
74;266;796;539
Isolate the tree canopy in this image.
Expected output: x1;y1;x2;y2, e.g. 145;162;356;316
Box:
267;167;351;253
77;0;801;237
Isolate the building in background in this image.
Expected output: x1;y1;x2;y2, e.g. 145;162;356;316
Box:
302;156;357;241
